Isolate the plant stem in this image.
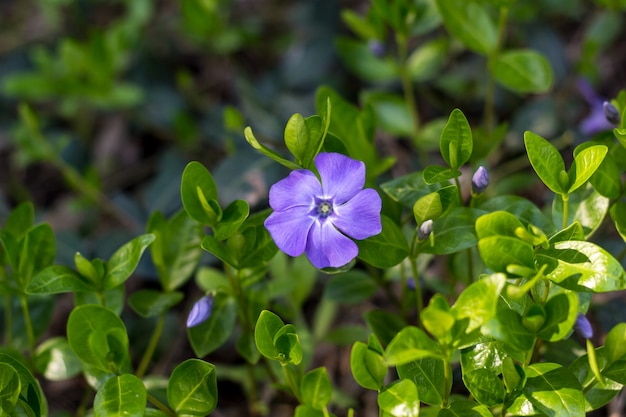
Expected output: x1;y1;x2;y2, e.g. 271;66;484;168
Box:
282;365;301;402
443;356;452;407
409;256;423;329
19;295;35;355
454;176;463;205
561;193;570;230
147;393;177;417
483;6;509;135
135;312;167;379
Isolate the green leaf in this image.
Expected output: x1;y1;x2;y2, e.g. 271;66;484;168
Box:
605;323;626;365
350;341;387;391
421;295;455;345
274;326;303;365
0;362;20;413
301;367;332;410
284;113;310;166
365;310;407;347
482;309;535;352
407;38;447;82
422;166;460;185
357;215;408;268
228;219;278;269
104;234;155;290
74;252;100;284
507;363;585;416
4;201;34;238
180;161;222;226
536;292;578;341
244;127;301;170
569;347;622;411
201;235;235;267
552;185;609;239
549;222;585;244
586;141;622;198
323;271;377;305
148;210;203;291
362;92;414;137
27;265;95;294
413;186;458;225
214;200;250;241
475;211;525;239
439;109;473;170
34;337;82;381
94;374;146;417
254;310;285;360
537;240;626;292
568;144;608;193
418;207;481;255
67;305;129;373
167;359;217;416
524;131;566;194
187;293;237;357
128;290;184;318
18;223;56;289
438;400;492;417
463;369;505;406
0;353;48;417
384;326;442;366
478;236;535;273
397;357;447;406
335;37;398;82
478;195;555;235
611;201;626;242
493;49;553;93
380;171;440;208
378;379;419;417
452;274;506;333
435;0;497;55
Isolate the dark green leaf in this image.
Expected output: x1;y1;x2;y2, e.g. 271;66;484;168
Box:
385;327;442;366
419;207;481;255
94;374;146;417
422;166;459;185
478;195;555;235
323;271;377;304
536;292;578;341
482;309;535;352
493;49;553;93
438;400;492;417
357;215;408;268
380;172;441;208
187;293;237;357
104;234;155;290
4;202;34;238
0;353;48;417
18;223;56;289
128;290;183;318
27;265;95;294
180;161;222;225
167;359;217;416
435;0;497;55
214;200;250;241
0;362;20;413
365;309;407;347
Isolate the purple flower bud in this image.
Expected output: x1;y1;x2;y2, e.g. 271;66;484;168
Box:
603;101;620;125
407;277;416;290
368;39;386;58
418;219;433;241
574;313;593;339
472;166;489;194
187;295;214;328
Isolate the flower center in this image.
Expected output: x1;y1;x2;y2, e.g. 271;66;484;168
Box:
315;200;333;218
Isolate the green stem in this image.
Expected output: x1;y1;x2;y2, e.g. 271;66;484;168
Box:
454;176;463;205
19;295;35;355
442;356;452;407
282;365;301;402
135;312;167;379
409;256;423;329
483;7;509;134
561;193;569;230
147;393;177;417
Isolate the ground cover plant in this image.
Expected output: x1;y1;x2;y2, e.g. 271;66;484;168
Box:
1;0;626;416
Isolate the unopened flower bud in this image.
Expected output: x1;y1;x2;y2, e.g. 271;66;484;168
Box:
187;295;214;328
472;166;489;194
574;313;593;339
368;39;386;58
418;219;433;241
603;101;621;125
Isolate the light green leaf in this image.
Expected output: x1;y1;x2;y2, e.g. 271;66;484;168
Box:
493;49;553;93
377;379;419;417
244;127;301;170
104;234;155;290
435;0;497;55
34;337;82;381
524;131;566;195
94;374;146;417
350;341;387;391
27;265;95;294
440;109;472;170
254;310;285;360
568;144;608;193
397;357;447;406
0;363;20;413
301;367;332;410
385;327;442;366
167;359;217;416
452;273;506;333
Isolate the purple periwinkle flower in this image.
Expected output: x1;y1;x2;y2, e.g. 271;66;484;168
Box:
264;152;382;269
577;78;613;136
418;219;433;241
472;166;489;194
187;295;214;328
603;101;621;125
368;39;386;58
574;313;593;339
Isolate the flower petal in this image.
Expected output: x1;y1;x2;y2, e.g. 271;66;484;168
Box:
265;206;315;257
315;153;365;204
269;169;321;211
332;188;382;240
305;220;358;268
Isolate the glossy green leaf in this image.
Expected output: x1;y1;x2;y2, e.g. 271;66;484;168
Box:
0;362;20;413
167;359;217;416
284;113;310;166
493;49;553;93
244;127;301;170
0;353;48;417
524;131;566;194
536;292;578;341
147;210;203;291
94;374;146;417
27;265;95;294
201;235;235;267
537;240;626;292
180;161;223;225
254;310;285;360
463;369;505;406
418;207;481;255
301;367;332;409
380;171;441;208
422;166;459;185
586;142;622;198
18;223;56;289
214;200;250;241
440;109;472;170
378;379;419;417
549;222;584;244
34;337;82;381
605;323;626;365
452;274;506;333
350;341;387;391
128;290;183;318
475;211;525;239
357;215;408;268
421;294;455;344
385;326;442;366
438;400;492;417
507;363;585;416
610;201;626;242
478;236;535;273
274;325;303;365
413;186;458;225
67;305;129;373
187;293;237;357
482;309;535;352
74;252;100;284
435;0;497;55
104;234;155;290
397;357;446;406
323;270;377;304
569;347;622;411
568;144;607;193
478;195;555;235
